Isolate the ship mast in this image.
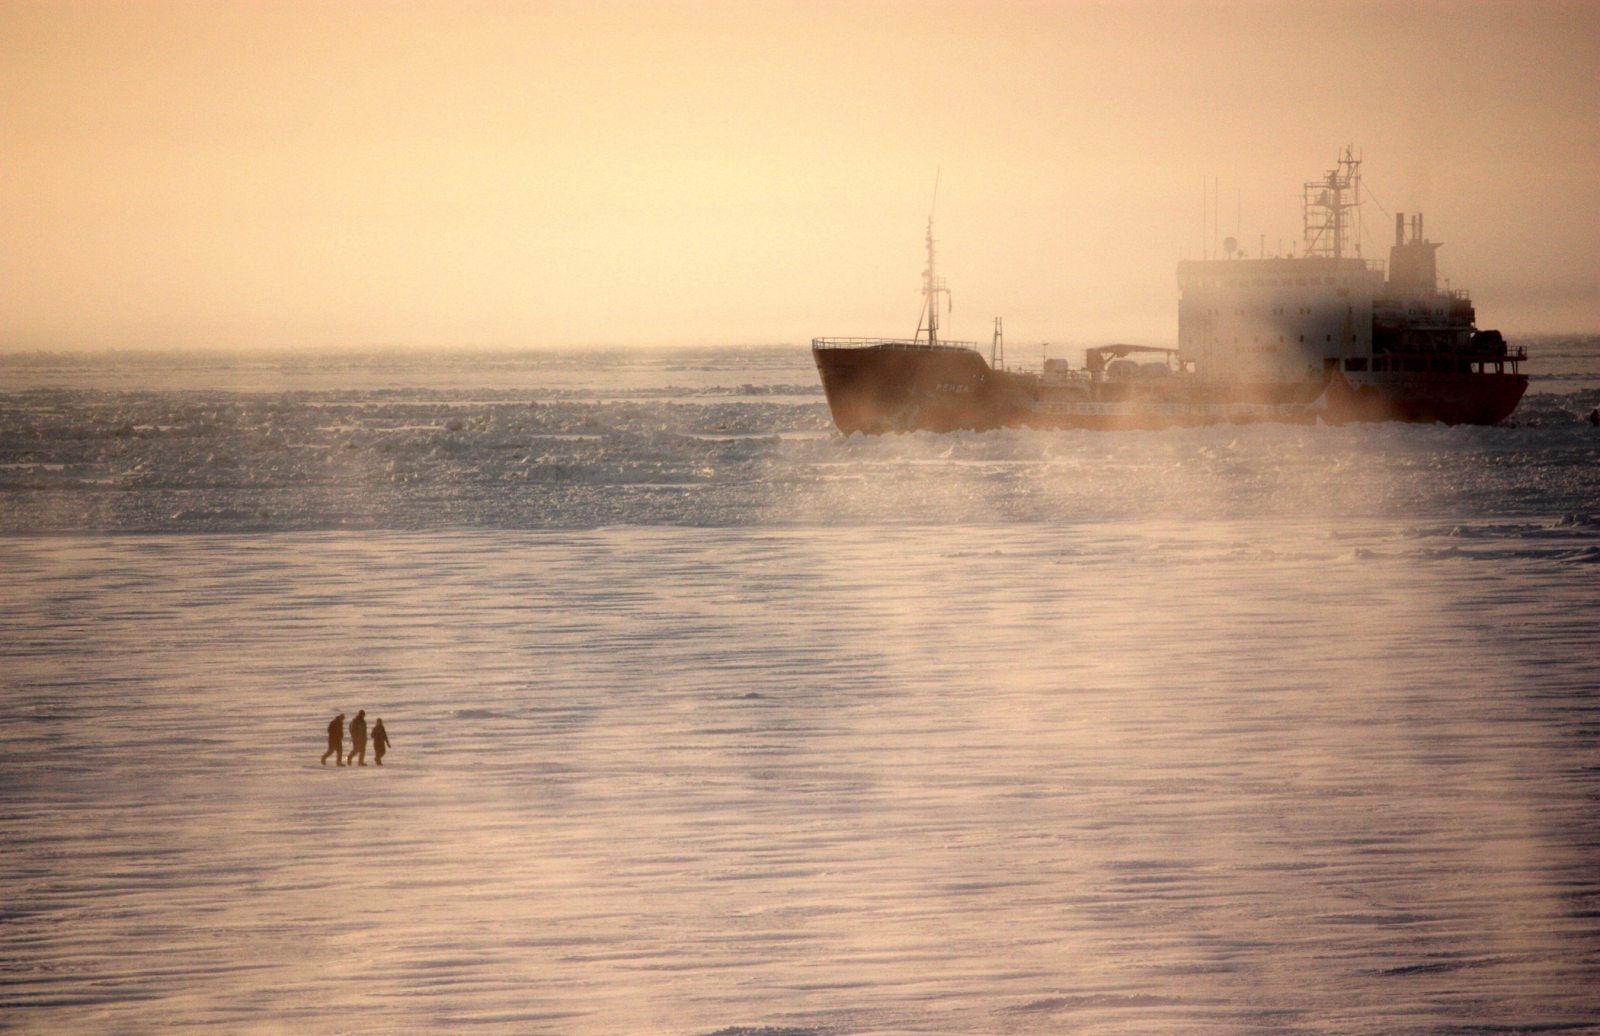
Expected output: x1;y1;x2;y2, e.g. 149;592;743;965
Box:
915;174;950;347
916;215;951;347
1302;146;1363;259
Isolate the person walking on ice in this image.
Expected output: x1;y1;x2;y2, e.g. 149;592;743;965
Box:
372;718;390;766
321;712;346;766
348;710;369;766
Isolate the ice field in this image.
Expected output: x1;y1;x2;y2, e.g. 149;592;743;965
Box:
3;340;1599;1034
2;339;1599;534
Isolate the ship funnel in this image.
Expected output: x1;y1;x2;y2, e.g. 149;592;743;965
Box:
1388;211;1441;295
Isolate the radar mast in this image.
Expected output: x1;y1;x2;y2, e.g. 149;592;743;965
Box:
1303;147;1363;259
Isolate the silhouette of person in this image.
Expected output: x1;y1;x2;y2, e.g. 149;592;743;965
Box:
321;712;345;766
1589;407;1598;427
348;709;368;766
372;719;390;766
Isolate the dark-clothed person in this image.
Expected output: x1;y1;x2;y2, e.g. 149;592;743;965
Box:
348;710;368;766
372;719;390;766
321;713;345;766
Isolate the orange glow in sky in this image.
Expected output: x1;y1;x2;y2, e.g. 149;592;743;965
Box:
4;0;1596;350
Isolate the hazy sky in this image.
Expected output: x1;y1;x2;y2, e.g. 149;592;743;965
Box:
4;0;1597;351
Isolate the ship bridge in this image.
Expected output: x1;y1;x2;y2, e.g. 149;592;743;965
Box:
1176;256;1384;381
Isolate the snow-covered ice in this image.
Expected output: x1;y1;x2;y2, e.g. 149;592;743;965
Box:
2;342;1598;1034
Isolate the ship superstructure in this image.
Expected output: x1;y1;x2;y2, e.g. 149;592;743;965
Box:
812;151;1527;433
1173;151;1524;424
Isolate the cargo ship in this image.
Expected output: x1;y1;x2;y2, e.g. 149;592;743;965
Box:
812;151;1526;433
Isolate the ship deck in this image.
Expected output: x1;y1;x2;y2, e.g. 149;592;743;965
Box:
813;337;981;354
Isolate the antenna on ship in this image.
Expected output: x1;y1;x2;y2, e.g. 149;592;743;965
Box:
915;170;950;348
991;317;1004;369
1303;146;1363;259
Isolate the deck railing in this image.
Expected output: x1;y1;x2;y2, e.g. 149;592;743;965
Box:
812;337;981;352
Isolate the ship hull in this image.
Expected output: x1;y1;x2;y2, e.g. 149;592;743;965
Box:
813;343;1527;433
1323;368;1528;426
811;343;1024;434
